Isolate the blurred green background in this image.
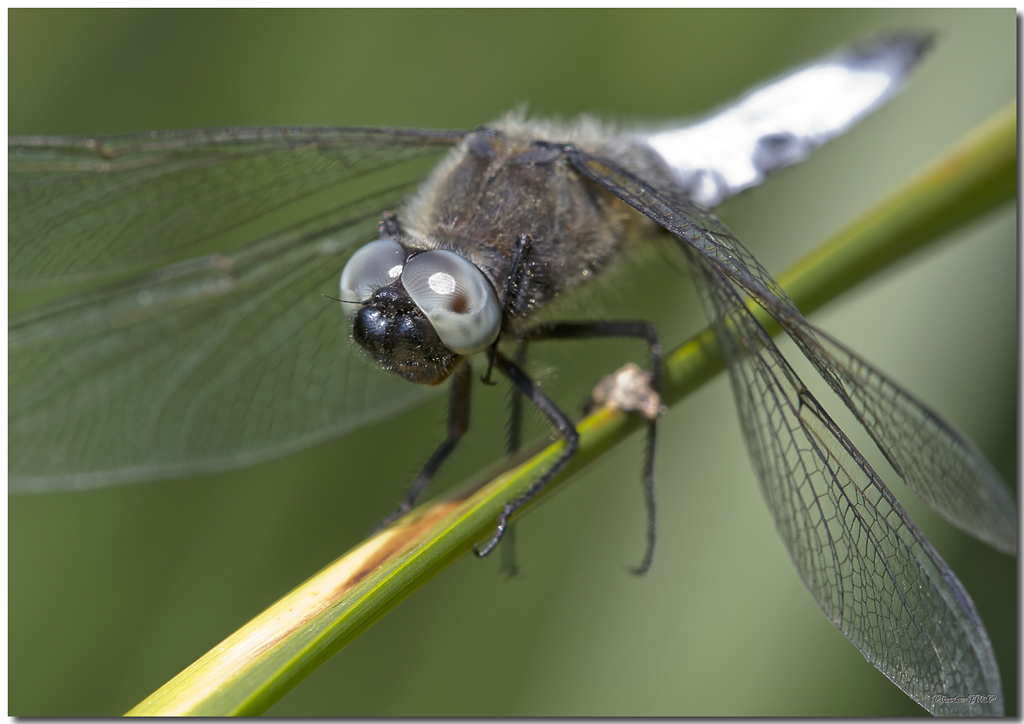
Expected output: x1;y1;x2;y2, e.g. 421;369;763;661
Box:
9;8;1016;716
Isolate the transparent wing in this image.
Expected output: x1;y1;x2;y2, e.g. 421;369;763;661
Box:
9;126;464;284
785;325;1017;554
641;33;932;207
684;246;1002;715
568;149;1017;554
10;182;442;492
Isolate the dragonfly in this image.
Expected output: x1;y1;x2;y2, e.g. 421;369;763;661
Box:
8;34;1014;716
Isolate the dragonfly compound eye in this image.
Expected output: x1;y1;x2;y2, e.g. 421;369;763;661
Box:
401;250;501;355
339;239;406;317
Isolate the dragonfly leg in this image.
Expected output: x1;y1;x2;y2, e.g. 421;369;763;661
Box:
474;350;579;559
375;362;472;532
519;320;662;574
482;232;533;387
498;340;529;577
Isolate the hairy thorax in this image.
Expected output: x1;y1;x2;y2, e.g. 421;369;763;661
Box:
402;116;673;332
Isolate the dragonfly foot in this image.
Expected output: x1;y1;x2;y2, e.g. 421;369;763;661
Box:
473;505;513;558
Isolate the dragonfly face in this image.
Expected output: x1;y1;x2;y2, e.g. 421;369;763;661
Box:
8;34;1014;716
340;239;487;384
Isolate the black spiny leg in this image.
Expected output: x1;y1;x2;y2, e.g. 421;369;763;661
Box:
507;341;528;456
500;341;529;577
519;321;662;575
482;233;533;386
484;232;534;573
376;362;472;531
474;351;580;559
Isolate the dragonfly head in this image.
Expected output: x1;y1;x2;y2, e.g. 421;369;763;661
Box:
340;239;501;385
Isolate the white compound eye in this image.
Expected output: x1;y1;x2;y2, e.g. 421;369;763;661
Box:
402;250;501;355
339;240;406;317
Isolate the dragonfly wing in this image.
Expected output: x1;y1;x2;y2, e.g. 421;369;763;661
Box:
641;33;932;207
9;126;464;284
783;322;1017;554
570;148;802;311
568;149;1016;552
10;181;439;492
686;246;1002;715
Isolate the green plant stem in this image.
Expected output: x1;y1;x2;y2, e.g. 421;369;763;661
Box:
127;103;1015;717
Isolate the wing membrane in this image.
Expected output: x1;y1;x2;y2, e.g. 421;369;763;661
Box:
685;245;1002;715
785;324;1017;554
9;126;463;283
10;182;439;491
570;149;1011;713
568;149;1016;552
